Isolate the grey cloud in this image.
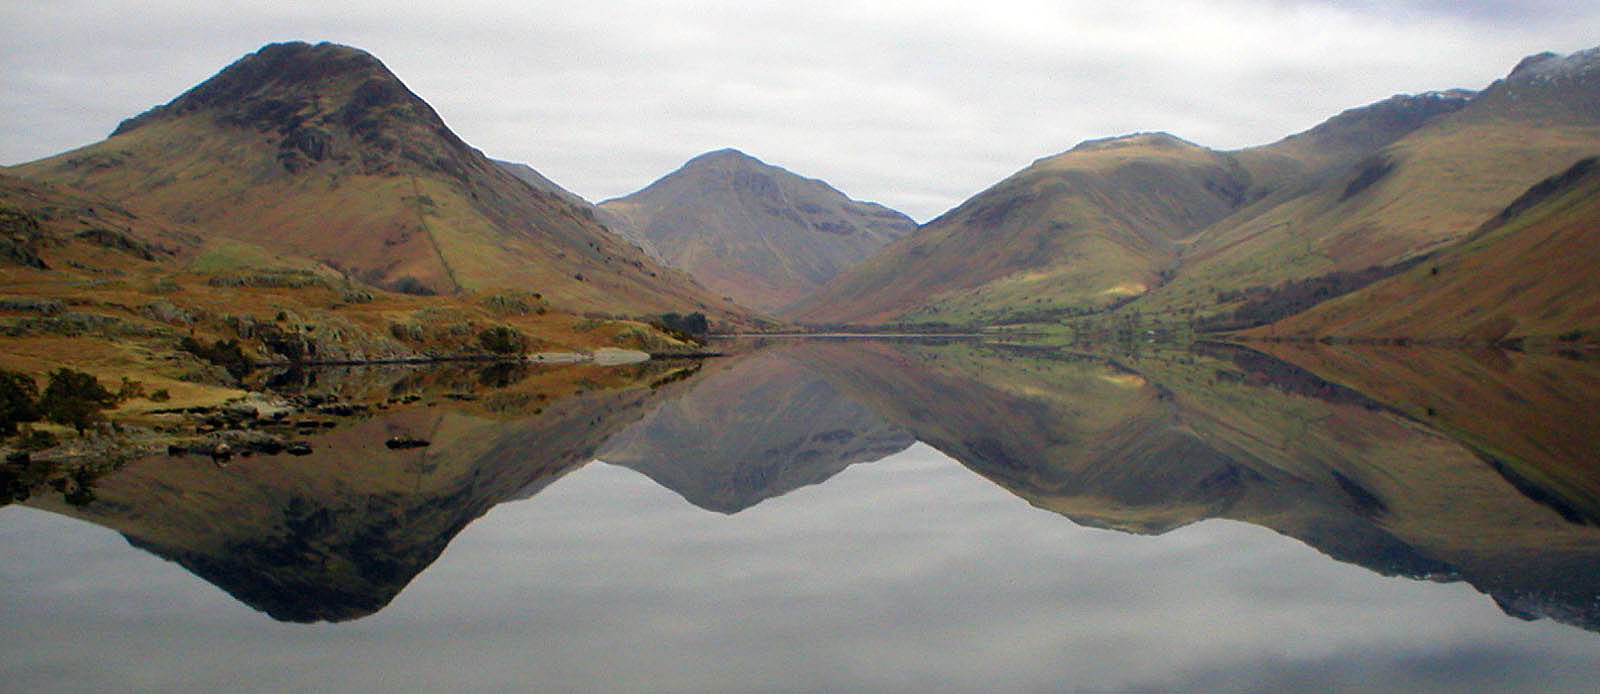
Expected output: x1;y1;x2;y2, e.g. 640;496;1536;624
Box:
3;1;1598;221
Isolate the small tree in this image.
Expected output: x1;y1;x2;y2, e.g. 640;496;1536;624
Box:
0;369;40;437
38;368;118;434
477;325;528;355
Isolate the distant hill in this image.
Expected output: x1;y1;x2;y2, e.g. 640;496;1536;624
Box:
10;41;745;322
598;149;914;314
1235;90;1476;185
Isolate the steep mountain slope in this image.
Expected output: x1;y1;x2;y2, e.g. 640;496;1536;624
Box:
597;149;914;314
789;133;1248;326
1234;89;1476;187
1257;157;1600;343
493;159;595;212
9;42;743;321
1146;47;1600;321
0;172;204;274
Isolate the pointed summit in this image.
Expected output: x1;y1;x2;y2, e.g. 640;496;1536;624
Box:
1068;131;1200;154
112;42;419;134
107;41;468;177
599;149;914;313
1506;46;1600;83
683;147;763;168
1464;45;1600;124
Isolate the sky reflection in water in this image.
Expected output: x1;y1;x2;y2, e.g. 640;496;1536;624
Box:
5;441;1598;692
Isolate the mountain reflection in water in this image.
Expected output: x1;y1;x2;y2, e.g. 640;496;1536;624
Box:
7;338;1600;657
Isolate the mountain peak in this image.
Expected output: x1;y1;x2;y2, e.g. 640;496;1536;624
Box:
105;41;473;179
599;149;915;313
684;148;765;170
111;41;437;138
1507;47;1600;82
1068;132;1199;154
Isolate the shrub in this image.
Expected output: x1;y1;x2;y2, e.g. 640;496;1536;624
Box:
655;312;709;337
477;325;528;355
116;377;145;403
0;369;41;436
480;291;546;316
38;368;118;433
16;427;57;451
179;337;254;380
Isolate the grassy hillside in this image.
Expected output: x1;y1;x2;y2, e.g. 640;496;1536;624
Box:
1253;157;1600;344
0;171;701;430
782;47;1596;336
789;133;1248;326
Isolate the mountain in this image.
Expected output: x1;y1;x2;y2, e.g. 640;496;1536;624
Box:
791;46;1599;333
1145;47;1600;326
597;148;915;314
1256;157;1600;343
0;166;706;407
789;133;1249;326
9;42;744;321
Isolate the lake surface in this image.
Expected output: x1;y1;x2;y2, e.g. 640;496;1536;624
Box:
4;338;1599;692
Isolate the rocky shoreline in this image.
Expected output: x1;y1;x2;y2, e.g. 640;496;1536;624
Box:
2;346;720;504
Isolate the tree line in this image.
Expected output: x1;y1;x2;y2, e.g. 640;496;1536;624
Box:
1;368;128;442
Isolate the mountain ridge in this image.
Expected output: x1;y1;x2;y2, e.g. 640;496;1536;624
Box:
791;44;1599;336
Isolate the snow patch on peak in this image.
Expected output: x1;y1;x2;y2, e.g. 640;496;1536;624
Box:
1507;47;1600;83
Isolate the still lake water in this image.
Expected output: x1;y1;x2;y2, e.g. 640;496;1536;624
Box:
4;338;1599;692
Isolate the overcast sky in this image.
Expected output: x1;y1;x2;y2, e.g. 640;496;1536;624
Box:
3;1;1596;221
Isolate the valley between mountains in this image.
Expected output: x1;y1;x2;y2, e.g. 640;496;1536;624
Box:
1;40;1597;456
